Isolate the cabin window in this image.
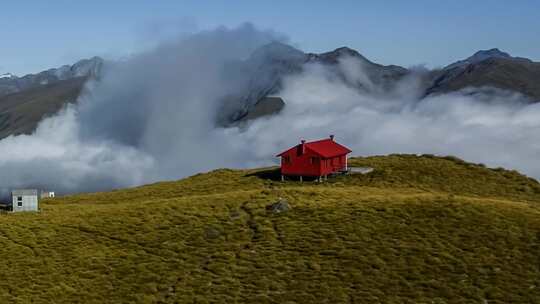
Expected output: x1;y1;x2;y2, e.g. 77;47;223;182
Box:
17;196;22;201
283;156;291;164
310;157;319;164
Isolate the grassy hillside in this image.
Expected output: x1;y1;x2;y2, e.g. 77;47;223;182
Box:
0;154;539;303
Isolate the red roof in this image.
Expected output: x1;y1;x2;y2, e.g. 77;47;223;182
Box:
277;138;352;158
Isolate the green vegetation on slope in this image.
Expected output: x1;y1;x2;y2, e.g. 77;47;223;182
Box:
0;154;539;303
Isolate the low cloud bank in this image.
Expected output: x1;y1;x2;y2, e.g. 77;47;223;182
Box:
1;24;539;196
242;62;539;178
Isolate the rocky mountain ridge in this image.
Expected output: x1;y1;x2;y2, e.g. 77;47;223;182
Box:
0;57;103;138
0;56;103;97
219;42;411;125
1;45;539;139
223;44;540;126
426;48;540;99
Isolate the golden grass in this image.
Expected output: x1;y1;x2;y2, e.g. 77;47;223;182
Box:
0;154;539;303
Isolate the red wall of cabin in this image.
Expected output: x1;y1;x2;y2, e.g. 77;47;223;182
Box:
319;155;347;176
280;148;347;177
280;147;321;176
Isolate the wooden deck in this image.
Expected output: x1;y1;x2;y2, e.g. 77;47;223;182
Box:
347;167;374;174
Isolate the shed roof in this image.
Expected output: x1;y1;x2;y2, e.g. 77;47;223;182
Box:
277;138;352;158
12;189;39;196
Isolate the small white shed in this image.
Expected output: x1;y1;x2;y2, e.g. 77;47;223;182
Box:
11;189;39;212
40;191;55;199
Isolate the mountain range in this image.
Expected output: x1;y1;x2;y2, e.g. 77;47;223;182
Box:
1;44;539;139
0;57;103;138
426;48;540;98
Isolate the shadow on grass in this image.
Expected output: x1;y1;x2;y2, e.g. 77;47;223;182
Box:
245;168;282;181
245;168;321;182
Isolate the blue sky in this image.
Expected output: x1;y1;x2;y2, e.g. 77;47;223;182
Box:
1;0;539;75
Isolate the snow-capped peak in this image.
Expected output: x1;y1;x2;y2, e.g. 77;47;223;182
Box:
0;73;16;79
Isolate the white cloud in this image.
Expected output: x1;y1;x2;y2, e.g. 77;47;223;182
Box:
1;24;540;197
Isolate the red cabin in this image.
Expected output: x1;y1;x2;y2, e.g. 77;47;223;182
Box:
276;135;352;181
